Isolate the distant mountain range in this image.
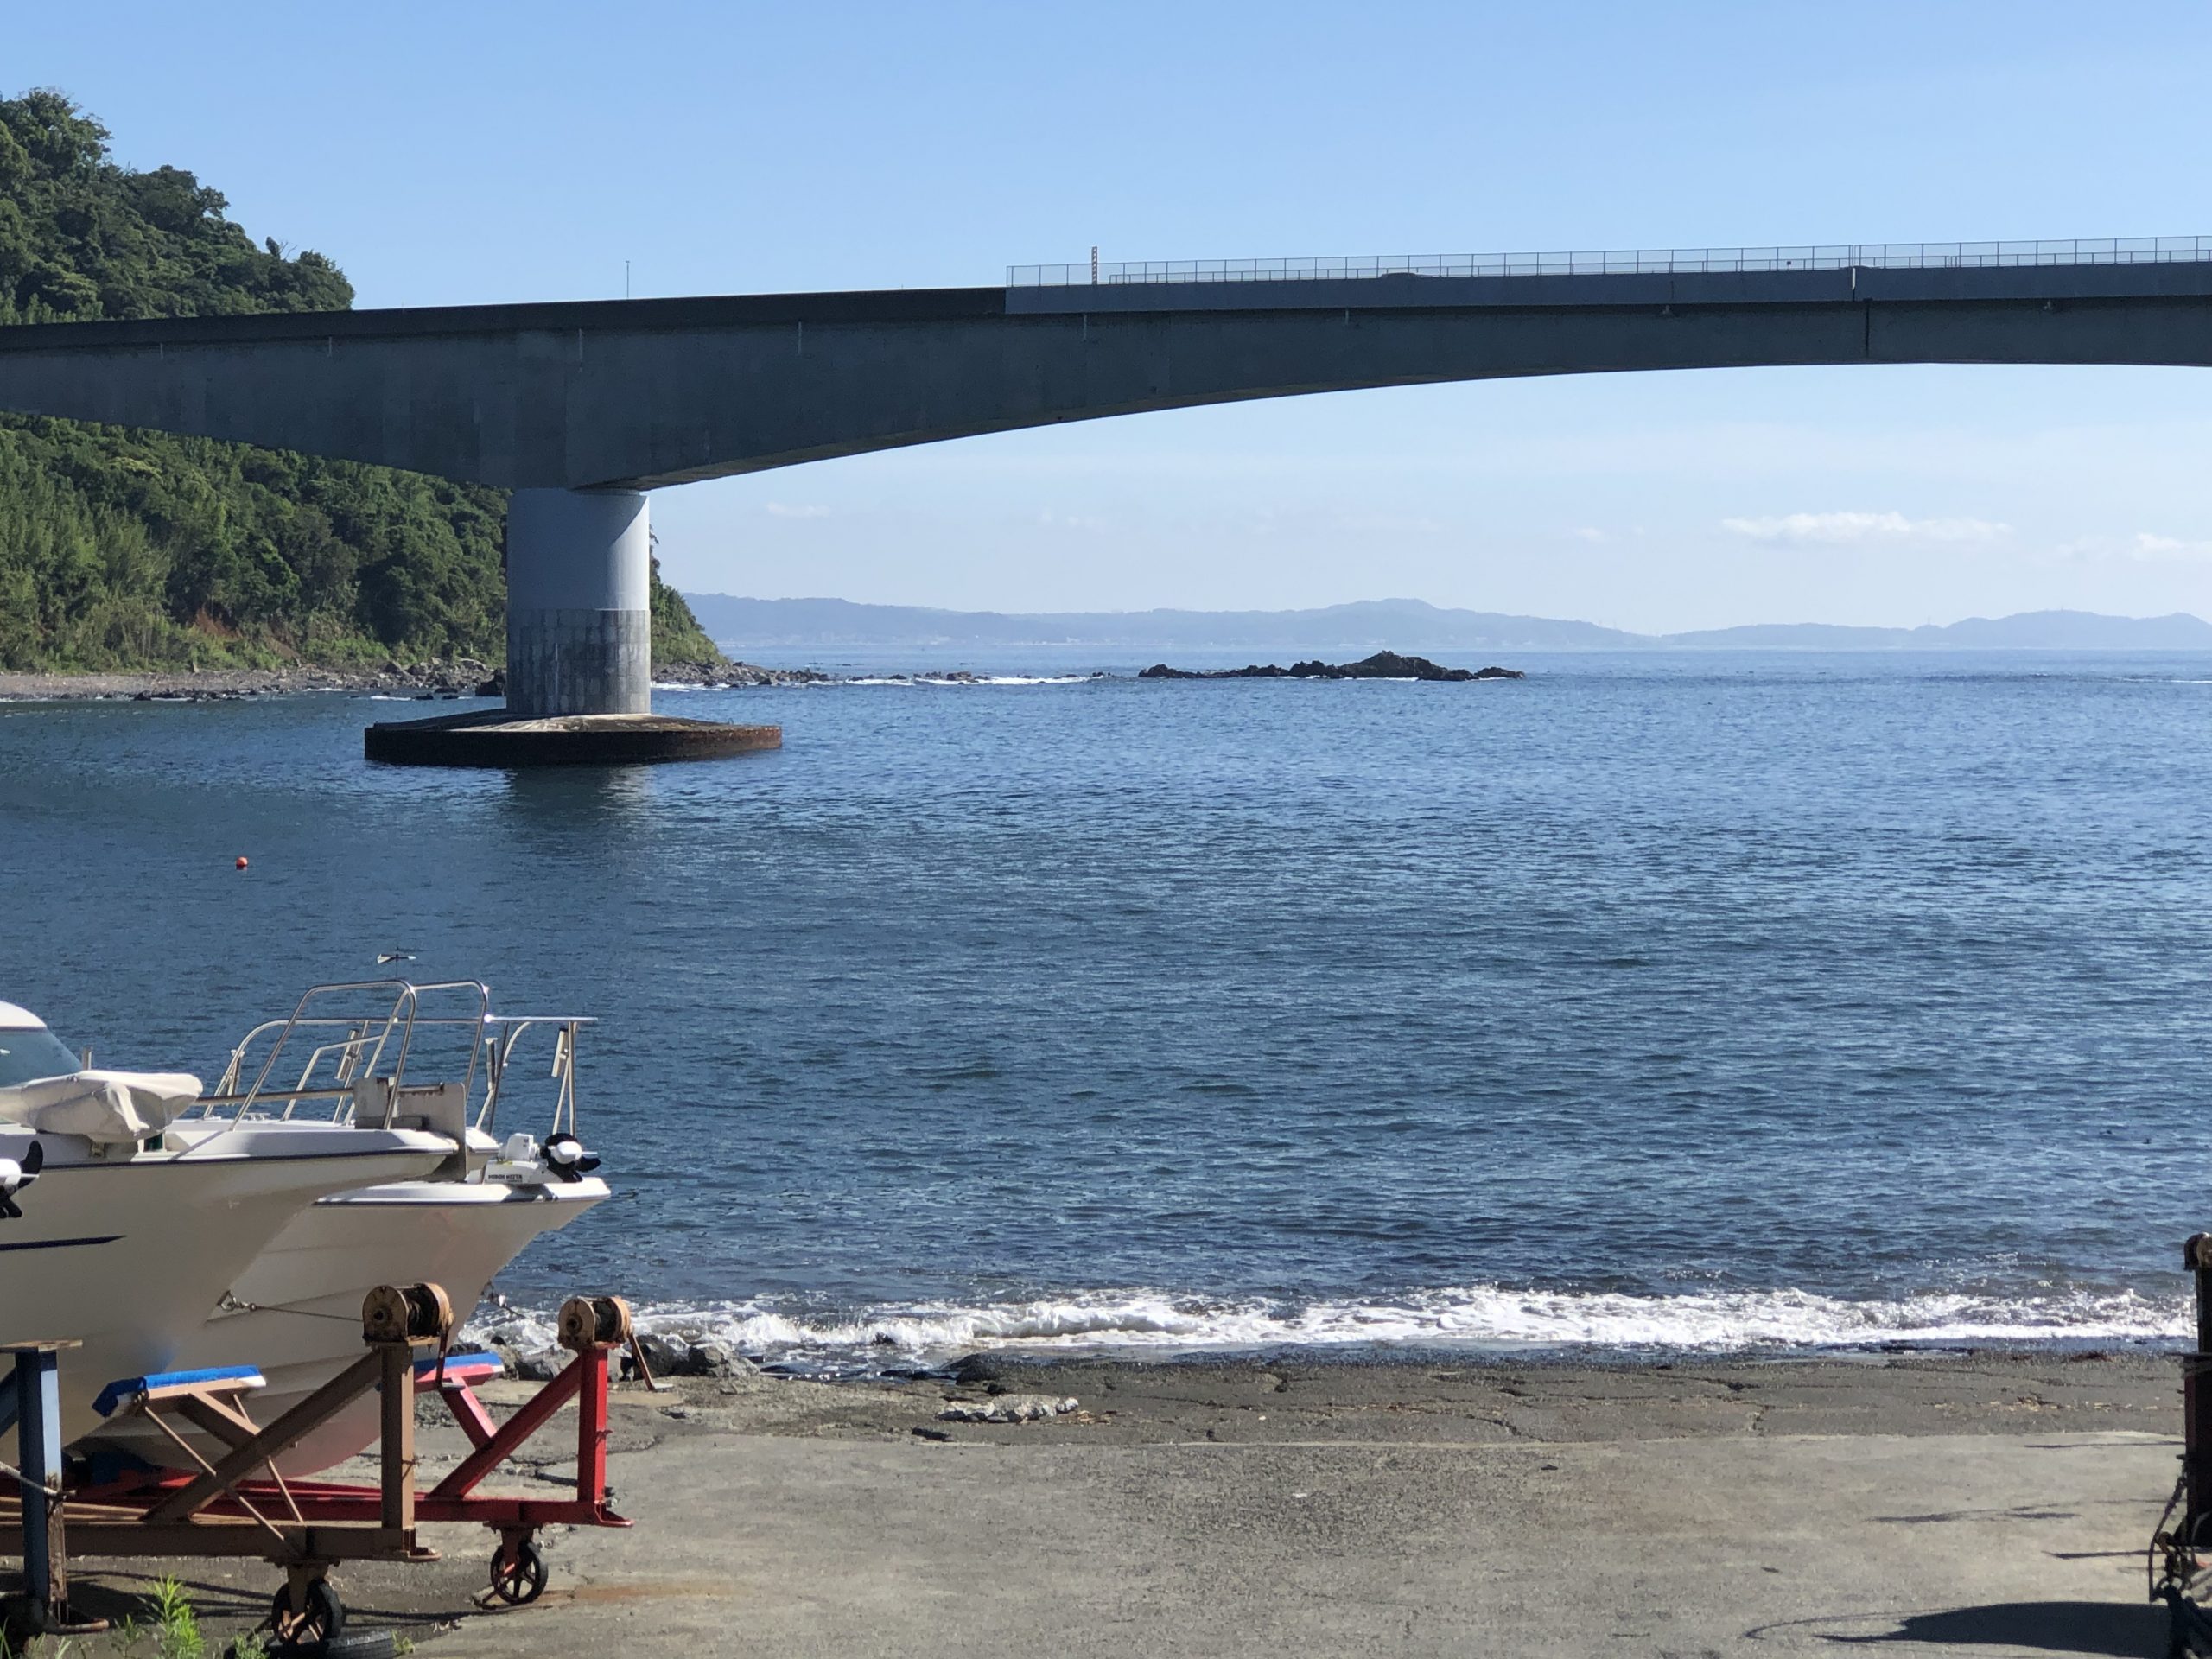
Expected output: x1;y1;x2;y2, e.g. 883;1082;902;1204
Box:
680;594;2212;654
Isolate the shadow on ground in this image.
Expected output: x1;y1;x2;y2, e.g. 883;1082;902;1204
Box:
4;1561;482;1648
1803;1600;2164;1656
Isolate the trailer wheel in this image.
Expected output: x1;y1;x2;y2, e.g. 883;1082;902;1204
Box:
489;1538;547;1606
270;1578;345;1654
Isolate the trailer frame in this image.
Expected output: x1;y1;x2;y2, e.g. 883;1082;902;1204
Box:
4;1287;633;1651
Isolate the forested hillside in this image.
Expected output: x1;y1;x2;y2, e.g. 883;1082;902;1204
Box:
0;89;715;672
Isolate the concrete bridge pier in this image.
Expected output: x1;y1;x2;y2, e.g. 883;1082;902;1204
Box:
362;486;781;765
505;487;652;717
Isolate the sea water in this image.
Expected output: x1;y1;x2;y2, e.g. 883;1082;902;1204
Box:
4;651;2210;1369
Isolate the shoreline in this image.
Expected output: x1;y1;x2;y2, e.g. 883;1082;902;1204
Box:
556;1332;2196;1388
0;662;498;701
465;1281;2195;1382
0;656;1546;701
0;664;1140;699
0;658;817;702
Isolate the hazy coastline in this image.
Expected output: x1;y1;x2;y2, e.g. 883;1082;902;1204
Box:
13;601;2212;703
682;594;2212;655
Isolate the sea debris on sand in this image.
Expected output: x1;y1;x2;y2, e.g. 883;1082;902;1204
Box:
938;1395;1082;1424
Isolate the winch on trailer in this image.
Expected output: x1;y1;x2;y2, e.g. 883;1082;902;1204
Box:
3;1281;639;1652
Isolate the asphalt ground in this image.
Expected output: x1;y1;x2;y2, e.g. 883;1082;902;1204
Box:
6;1351;2189;1658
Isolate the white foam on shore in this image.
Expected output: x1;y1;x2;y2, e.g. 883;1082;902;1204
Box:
466;1282;2190;1369
754;674;1096;688
914;674;1094;687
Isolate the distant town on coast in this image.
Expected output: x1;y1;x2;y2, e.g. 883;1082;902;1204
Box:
682;594;2212;655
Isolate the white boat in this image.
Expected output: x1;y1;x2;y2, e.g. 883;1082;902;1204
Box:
92;980;611;1474
0;1000;458;1444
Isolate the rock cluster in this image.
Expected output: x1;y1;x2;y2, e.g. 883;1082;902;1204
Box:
127;658;495;700
652;658;831;688
1139;652;1522;683
937;1394;1081;1424
1;658;500;702
493;1332;758;1383
632;1332;753;1379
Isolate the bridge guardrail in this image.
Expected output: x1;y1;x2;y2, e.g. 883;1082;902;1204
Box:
1008;237;2212;287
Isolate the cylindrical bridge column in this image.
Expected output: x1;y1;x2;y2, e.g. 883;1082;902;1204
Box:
505;489;652;717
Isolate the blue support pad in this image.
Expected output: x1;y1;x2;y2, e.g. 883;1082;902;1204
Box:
92;1365;265;1419
415;1350;504;1378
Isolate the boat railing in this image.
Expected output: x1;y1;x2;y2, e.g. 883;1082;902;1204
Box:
185;981;593;1147
207;1027;377;1117
476;1016;588;1141
188;980;489;1127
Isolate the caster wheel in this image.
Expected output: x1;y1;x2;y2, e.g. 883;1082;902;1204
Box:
270;1579;344;1655
489;1537;547;1606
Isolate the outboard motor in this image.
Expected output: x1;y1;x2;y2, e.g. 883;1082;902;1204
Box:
543;1133;601;1183
0;1139;44;1219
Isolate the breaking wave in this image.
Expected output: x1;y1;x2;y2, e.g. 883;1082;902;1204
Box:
807;674;1102;687
914;674;1096;687
465;1282;2189;1372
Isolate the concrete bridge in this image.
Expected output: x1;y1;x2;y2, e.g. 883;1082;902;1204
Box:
2;237;2209;718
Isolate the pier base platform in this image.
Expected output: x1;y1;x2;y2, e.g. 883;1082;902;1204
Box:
365;710;781;767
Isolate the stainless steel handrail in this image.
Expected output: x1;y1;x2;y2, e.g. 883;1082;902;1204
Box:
186;982;595;1148
1008;234;2212;288
193;1086;357;1107
210;1014;505;1107
210;979;490;1128
474;1016;588;1139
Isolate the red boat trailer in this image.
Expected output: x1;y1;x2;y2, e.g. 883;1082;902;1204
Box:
5;1285;636;1650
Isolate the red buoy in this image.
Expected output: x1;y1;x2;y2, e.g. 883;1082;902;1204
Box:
235;855;249;871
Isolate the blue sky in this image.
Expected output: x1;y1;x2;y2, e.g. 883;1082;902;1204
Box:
17;1;2212;627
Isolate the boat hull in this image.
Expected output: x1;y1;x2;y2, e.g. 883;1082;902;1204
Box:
94;1175;608;1475
0;1128;450;1443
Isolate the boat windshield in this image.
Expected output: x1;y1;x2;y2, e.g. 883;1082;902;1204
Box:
0;1025;81;1088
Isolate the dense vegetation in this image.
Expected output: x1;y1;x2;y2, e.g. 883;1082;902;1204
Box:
649;549;721;666
0;89;715;672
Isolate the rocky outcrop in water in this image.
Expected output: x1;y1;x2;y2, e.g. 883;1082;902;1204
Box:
1139;652;1522;683
652;658;831;688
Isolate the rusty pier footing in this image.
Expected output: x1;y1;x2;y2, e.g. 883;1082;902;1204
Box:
365;709;781;767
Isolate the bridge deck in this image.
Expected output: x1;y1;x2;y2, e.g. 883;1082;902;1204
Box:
0;243;2208;491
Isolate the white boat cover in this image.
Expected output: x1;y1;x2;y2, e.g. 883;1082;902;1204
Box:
0;1069;203;1144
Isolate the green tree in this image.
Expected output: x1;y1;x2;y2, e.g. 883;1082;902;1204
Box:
0;88;720;671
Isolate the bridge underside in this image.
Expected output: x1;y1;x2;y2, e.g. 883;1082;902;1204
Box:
2;259;2209;721
2;263;2209;493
